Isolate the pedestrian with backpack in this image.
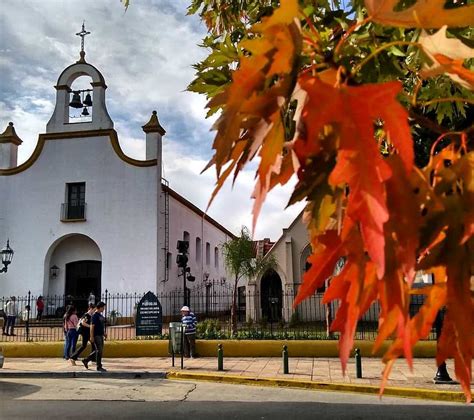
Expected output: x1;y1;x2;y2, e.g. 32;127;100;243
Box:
82;301;107;372
70;303;95;364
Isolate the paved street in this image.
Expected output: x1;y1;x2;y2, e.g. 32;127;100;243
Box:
1;378;472;419
1;356;467;392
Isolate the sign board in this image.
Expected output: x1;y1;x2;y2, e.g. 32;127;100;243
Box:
135;291;162;336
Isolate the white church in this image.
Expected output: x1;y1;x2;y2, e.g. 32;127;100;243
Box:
0;32;235;306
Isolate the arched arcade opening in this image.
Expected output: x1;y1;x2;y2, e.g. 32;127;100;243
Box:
260;269;283;322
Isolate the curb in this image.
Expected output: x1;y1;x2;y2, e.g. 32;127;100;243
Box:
166;371;468;403
0;340;438;358
0;371;167;379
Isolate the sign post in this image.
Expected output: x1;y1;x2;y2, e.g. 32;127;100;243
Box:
135;291;162;336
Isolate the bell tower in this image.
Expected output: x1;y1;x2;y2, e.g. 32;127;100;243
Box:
46;23;113;133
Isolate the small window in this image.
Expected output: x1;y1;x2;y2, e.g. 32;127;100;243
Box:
214;247;219;268
62;182;86;221
167;252;172;269
206;242;211;266
196;237;202;263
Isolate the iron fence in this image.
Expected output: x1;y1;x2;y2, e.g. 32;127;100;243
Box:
0;288;437;342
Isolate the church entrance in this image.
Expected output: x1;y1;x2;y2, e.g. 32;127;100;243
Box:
65;260;101;313
260;269;283;322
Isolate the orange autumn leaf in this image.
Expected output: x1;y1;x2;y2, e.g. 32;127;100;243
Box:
294;229;346;306
365;0;474;28
205;0;301;223
379;282;447;394
327;257;378;373
419;26;474;90
385;156;421;284
297;75;413;277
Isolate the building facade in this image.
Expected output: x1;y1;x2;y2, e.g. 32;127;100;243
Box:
0;48;234;308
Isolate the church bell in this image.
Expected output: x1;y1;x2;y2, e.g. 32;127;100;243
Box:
81;107;90;117
83;93;93;107
69;91;83;108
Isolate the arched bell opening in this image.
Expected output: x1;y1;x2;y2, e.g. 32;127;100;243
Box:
68;75;93;123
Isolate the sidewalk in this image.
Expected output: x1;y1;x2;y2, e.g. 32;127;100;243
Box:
1;357;471;402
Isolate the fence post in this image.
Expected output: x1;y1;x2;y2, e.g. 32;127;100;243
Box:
282;345;289;374
26;291;31;342
217;343;224;371
104;289;108;333
180;324;184;369
355;348;362;378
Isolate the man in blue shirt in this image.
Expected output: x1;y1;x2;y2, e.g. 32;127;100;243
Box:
82;301;107;372
181;306;197;358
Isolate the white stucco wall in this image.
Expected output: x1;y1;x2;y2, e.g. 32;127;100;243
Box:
164;193;233;293
0;134;158;296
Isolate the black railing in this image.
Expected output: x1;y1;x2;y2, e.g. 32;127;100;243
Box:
61;202;86;221
0;289;437;342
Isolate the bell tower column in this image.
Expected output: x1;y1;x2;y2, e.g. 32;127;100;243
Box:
0;122;23;169
142;111;167;291
142;110;166;165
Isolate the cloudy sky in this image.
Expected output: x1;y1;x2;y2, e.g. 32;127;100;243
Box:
0;0;304;240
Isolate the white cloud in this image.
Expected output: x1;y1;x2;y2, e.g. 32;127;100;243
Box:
0;0;305;240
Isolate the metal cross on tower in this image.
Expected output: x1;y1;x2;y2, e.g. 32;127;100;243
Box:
76;21;90;62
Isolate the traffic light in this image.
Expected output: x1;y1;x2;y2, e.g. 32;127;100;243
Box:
177;240;189;254
176;240;189;268
176;254;188;268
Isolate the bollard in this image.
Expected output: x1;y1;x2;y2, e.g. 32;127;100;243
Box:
217;343;224;371
355;348;362;378
282;345;289;374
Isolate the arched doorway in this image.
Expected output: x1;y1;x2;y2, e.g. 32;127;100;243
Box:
45;234;102;312
260;269;283;321
65;260;101;313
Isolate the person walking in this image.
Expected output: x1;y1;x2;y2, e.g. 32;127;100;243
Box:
70;303;95;364
181;306;197;358
36;296;44;321
1;299;9;335
82;301;107;372
63;305;79;362
88;291;96;306
4;297;18;336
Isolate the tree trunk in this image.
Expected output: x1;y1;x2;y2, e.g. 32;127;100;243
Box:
231;279;238;337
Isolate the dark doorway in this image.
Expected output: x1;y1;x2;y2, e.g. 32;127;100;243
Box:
65;260;101;314
261;269;283;322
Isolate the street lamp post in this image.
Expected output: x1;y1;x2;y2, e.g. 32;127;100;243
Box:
176;240;195;306
0;239;14;273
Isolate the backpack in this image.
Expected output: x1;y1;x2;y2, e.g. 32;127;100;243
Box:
76;316;85;332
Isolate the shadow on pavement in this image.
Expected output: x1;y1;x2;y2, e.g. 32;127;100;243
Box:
0;381;42;399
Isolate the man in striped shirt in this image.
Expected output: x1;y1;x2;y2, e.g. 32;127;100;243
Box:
181;306;197;358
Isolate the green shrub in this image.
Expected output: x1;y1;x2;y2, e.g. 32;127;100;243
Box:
197;319;227;339
289;311;300;327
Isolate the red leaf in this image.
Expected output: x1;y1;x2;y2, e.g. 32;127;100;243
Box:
294;230;344;307
298;76;414;277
